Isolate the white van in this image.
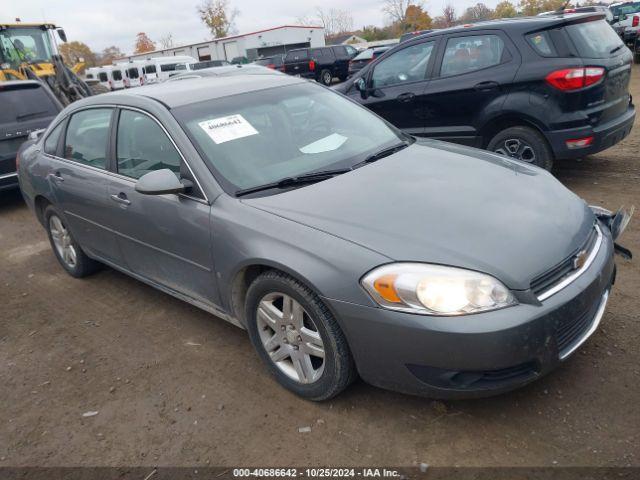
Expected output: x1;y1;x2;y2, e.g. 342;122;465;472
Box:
141;56;197;83
84;67;101;81
118;61;145;88
98;66;126;91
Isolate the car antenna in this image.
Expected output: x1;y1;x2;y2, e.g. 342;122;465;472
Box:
555;0;571;13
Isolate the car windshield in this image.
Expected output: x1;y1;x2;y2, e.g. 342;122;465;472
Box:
611;2;640;16
0;27;54;68
354;49;375;61
173;83;405;194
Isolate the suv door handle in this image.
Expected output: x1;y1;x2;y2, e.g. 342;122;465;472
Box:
397;92;416;103
474;81;500;92
110;193;131;206
48;172;64;182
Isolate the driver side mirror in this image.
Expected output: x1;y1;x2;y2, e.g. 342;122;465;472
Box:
57;28;67;43
135;169;186;196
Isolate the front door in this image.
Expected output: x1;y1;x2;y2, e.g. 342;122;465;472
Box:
104;108;219;305
358;40;437;137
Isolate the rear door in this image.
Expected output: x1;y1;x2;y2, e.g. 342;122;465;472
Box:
421;30;520;146
563;19;633;125
356;39;438;136
284;49;311;76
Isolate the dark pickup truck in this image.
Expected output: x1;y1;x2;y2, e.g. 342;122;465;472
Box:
0;81;62;191
283;45;357;85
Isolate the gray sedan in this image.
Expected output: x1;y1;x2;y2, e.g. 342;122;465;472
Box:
17;74;631;400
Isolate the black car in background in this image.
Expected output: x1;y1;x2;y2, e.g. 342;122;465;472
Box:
192;60;231;70
283;45;358;85
0;81;62;191
348;45;394;76
253;54;286;72
336;14;635;170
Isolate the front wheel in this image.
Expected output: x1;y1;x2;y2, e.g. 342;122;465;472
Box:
487;126;554;171
245;271;356;400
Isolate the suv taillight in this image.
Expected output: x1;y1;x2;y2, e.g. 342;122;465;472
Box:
633;15;639;27
309;60;315;71
545;67;605;91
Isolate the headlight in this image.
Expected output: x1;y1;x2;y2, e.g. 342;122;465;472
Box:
361;263;517;316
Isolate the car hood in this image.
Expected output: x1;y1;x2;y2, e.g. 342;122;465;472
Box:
244;140;594;290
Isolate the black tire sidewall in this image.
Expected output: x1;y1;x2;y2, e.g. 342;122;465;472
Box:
245;272;352;400
487;126;553;171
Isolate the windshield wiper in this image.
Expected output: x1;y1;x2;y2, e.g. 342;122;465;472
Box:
610;44;625;54
235;167;352;197
352;142;410;169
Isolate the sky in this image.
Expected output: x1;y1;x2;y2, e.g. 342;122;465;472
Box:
2;0;504;54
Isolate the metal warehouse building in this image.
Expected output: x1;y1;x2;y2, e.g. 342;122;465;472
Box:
121;25;326;63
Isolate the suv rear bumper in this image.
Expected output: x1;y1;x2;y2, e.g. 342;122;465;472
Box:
545;104;635;160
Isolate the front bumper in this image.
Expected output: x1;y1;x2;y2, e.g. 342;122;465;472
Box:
325;225;616;399
546;105;635;160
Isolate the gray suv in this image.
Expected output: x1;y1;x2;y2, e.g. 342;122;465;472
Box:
17;74;630;400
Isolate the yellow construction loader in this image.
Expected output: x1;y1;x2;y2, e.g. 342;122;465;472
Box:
0;22;92;105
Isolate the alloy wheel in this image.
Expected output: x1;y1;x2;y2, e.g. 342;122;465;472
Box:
323;72;332;85
49;215;77;268
494;138;536;163
256;292;325;384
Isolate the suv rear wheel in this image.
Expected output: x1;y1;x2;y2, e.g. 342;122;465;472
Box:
318;69;333;86
487;126;553;171
245;270;356;400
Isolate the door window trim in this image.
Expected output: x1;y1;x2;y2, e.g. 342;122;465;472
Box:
366;38;440;90
434;30;518;80
113;106;210;205
62;106;115;171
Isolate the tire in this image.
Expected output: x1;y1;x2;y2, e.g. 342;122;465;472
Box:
318;69;333;86
43;205;101;278
487;125;554;171
245;270;356;401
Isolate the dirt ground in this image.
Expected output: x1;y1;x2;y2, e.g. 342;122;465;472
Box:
1;68;639;470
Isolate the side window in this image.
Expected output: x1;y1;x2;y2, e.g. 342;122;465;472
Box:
441;35;505;77
116;109;182;180
371;41;435;88
64;108;112;169
44;121;64;156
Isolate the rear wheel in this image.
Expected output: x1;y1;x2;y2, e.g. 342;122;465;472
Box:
487;126;553;171
44;205;101;278
245;271;356;400
318;69;333;86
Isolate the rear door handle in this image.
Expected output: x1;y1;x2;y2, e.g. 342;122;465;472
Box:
474;81;500;92
110;193;131;206
48;172;64;182
397;92;416;103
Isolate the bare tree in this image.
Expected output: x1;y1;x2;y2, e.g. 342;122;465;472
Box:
315;8;354;36
159;33;175;49
460;2;494;22
382;0;424;25
442;3;457;26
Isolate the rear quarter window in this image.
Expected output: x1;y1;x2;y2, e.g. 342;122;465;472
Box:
565;20;624;58
527;31;557;57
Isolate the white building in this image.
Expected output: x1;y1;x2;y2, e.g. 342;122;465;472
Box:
120;25;326;63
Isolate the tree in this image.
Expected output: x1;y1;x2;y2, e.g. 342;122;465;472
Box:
404;5;432;31
432;4;457;28
197;0;239;38
382;0;423;25
59;41;97;70
519;0;569;16
494;1;518;18
159;33;174;49
99;46;125;65
134;32;155;54
460;3;494;23
359;25;394;41
315;7;354;36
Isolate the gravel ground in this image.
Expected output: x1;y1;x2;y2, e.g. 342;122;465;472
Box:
1;67;639;468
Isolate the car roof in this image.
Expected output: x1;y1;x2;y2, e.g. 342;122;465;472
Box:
78;73;306;109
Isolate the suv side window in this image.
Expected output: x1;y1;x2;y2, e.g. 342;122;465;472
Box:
64;108;112;169
371;41;435;88
116;109;182;179
345;45;357;56
44;122;64;156
440;35;505;77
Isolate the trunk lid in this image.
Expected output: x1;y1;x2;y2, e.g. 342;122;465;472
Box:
284;50;312;76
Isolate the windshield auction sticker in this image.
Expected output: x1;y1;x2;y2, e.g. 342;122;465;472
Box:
198;114;259;144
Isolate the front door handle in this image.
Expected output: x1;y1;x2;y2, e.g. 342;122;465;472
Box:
397;92;416;103
48;172;64;182
110;193;131;206
474;81;500;92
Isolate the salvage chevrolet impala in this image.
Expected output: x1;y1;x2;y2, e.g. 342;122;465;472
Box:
17;74;633;400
